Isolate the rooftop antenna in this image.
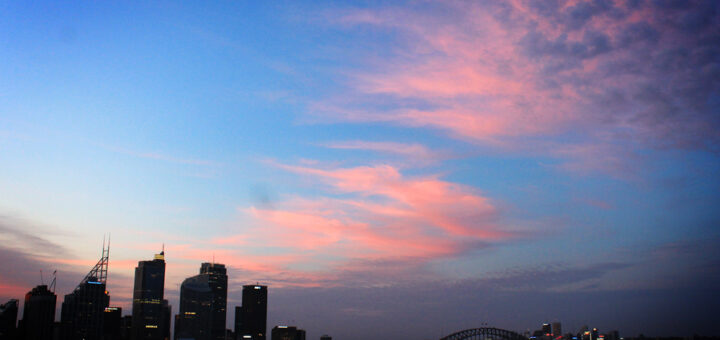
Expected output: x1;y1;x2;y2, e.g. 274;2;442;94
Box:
162;243;165;255
49;270;57;293
107;233;111;284
40;270;44;285
74;236;110;290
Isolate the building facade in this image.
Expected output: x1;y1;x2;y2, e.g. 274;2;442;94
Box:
21;285;56;340
235;285;267;340
270;326;305;340
0;299;18;340
60;242;111;340
200;263;227;340
131;251;167;340
174;263;228;340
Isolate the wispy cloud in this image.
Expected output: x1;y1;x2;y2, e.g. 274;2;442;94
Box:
320;140;449;166
310;0;720;175
99;144;221;167
183;160;527;288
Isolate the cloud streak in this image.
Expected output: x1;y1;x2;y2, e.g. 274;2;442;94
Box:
311;0;720;174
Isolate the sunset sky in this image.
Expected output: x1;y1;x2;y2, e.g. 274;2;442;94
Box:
1;1;719;339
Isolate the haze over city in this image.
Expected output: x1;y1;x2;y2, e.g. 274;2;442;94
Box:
1;1;719;339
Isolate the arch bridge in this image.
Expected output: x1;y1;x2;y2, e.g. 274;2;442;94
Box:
440;327;529;340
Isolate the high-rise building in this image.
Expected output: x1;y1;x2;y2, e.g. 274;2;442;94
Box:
60;242;111;340
174;263;227;340
270;326;305;340
0;299;18;340
551;322;561;337
200;263;227;340
175;274;213;340
320;335;332;340
103;307;122;340
131;250;166;340
235;285;267;340
161;300;171;340
541;323;551;335
21;284;57;340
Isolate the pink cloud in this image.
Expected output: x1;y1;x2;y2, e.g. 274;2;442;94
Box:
132;161;520;288
314;1;720;173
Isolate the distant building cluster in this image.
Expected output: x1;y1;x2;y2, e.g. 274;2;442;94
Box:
527;322;620;340
0;243;330;340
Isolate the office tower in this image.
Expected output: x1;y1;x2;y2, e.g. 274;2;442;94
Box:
22;284;57;340
236;285;267;340
541;323;551;335
551;323;561;337
103;307;122;340
0;299;18;340
131;250;166;340
174;273;213;340
271;326;305;340
61;241;111;340
320;336;331;340
200;263;228;340
161;300;171;340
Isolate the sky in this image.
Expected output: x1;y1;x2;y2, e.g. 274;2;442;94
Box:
0;0;719;339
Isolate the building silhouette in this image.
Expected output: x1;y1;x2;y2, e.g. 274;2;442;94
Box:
200;263;227;340
174;263;227;340
60;242;111;340
235;285;267;340
0;299;18;340
271;326;305;340
131;250;167;340
103;307;122;340
120;315;133;340
320;335;332;340
21;284;57;340
161;300;171;340
551;323;561;337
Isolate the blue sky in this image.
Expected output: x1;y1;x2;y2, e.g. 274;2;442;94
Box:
1;1;719;339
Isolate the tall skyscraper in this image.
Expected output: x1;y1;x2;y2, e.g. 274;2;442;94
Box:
174;263;227;340
320;336;332;340
235;285;267;340
161;300;171;340
21;284;57;340
200;263;227;340
0;299;18;340
551;322;562;337
60;241;111;340
131;250;166;340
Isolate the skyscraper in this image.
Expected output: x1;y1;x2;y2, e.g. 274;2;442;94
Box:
131;250;166;340
551;322;561;337
235;285;267;340
200;263;227;340
60;242;111;340
0;299;18;340
161;300;171;340
174;263;227;340
21;284;57;340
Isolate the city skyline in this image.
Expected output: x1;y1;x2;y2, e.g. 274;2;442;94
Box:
1;1;719;339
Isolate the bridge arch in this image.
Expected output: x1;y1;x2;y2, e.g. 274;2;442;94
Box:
440;327;529;340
